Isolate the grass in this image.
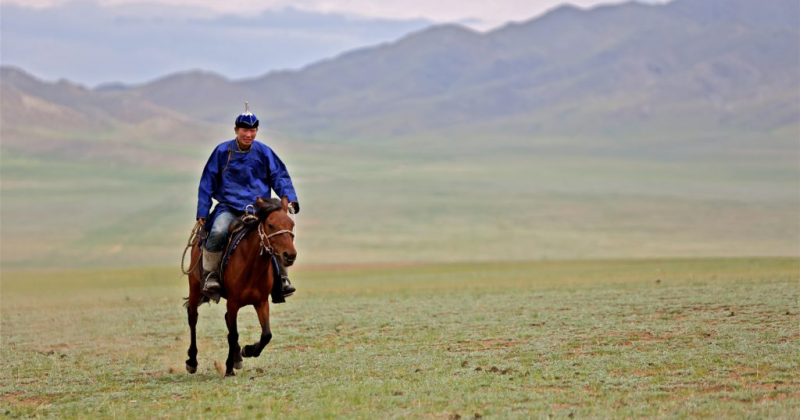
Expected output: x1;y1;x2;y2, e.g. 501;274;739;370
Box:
2;257;798;419
1;137;798;269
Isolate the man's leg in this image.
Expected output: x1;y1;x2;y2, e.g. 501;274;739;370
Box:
278;263;296;298
202;211;236;301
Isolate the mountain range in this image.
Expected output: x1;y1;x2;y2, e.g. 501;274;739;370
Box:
2;0;798;159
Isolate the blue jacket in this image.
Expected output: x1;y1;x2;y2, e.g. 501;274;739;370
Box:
197;139;298;222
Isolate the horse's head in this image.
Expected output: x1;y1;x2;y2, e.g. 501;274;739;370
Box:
255;196;297;266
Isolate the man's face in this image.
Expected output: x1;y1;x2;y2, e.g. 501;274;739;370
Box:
235;127;258;147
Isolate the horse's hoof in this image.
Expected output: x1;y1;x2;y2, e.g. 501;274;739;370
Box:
234;361;243;370
225;371;235;377
186;363;197;374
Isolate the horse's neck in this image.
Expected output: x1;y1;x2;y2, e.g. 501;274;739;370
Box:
233;231;272;285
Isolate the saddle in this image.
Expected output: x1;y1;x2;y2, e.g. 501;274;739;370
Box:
216;213;285;304
219;214;258;278
228;214;260;236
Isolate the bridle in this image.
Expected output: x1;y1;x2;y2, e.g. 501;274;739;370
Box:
257;222;295;256
244;204;296;256
241;204;297;256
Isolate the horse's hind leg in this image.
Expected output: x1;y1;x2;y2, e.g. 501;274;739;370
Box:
185;284;200;374
224;302;241;377
242;301;272;359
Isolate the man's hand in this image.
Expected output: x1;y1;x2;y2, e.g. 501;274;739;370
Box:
197;218;206;226
290;202;300;214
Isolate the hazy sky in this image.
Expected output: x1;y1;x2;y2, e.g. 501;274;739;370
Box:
4;0;666;29
1;0;667;86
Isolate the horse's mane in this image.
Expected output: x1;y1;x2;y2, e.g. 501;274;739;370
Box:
255;198;283;220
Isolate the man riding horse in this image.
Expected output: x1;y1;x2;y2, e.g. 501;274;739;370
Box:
197;104;299;301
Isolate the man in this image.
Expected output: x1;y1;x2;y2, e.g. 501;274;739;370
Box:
197;104;299;301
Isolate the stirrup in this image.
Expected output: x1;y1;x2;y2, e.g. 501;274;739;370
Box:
202;273;222;303
281;276;296;297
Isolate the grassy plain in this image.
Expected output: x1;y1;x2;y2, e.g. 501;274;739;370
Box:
2;258;798;419
1;130;798;269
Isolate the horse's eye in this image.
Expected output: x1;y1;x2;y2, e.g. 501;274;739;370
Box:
268;224;275;230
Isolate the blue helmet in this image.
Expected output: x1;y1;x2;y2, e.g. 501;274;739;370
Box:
235;102;259;129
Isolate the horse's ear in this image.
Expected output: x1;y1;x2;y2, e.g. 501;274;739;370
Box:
281;196;289;212
255;197;269;219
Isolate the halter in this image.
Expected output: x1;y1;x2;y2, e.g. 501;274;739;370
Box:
242;204;297;256
257;223;295;256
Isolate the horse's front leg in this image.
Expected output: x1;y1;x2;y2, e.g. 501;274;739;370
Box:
224;302;241;376
242;301;272;358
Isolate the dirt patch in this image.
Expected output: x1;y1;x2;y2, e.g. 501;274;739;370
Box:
718;390;800;403
658;381;794;398
703;385;736;393
523;385;571;393
758;391;800;402
747;383;785;392
479;339;525;349
625;330;668;343
446;338;525;353
278;344;309;352
0;392;51;407
294;262;423;272
727;365;760;380
140;370;165;378
425;411;463;420
628;369;663;377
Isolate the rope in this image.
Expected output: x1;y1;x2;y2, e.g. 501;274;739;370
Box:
181;220;207;276
289;206;297;244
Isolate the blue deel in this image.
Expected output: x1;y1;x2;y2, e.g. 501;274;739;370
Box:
197;139;297;226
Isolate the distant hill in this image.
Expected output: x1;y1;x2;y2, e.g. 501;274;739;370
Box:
0;66;218;164
2;0;798;156
141;0;799;142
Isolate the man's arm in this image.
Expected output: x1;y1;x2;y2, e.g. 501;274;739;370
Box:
266;147;299;212
197;147;221;220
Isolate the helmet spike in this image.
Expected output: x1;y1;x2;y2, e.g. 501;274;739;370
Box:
235;102;259;128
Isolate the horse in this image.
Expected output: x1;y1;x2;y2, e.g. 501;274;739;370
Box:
184;196;297;376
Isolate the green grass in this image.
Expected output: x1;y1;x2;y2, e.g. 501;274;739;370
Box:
2;258;798;418
1;136;798;269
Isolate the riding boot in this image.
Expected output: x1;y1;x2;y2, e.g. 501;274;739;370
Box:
279;263;296;297
202;250;223;303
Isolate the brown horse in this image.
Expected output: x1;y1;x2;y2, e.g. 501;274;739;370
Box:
184;196;297;376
